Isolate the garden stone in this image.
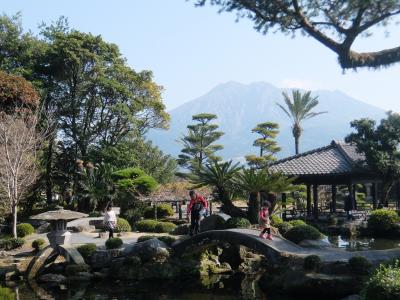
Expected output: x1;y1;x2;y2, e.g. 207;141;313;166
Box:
122;239;169;262
341;295;362;300
91;249;122;269
36;222;50;234
38;273;66;284
200;213;231;232
172;224;190;235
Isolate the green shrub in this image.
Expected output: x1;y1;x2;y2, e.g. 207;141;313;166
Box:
137;235;176;247
112;167;145;179
123;208;144;227
171;224;190;235
16;223;34;237
0;287;14;300
327;215;338;226
88;211;102;217
144;204;174;219
303;255;322;271
32;238;46;251
0;238;25;250
364;260;400;300
288;219;306;227
349;256;372;275
136;219;160;232
270;215;284;227
155;222;177;233
115;217;132;233
132;175;158;194
368;209;400;236
77;243;97;262
105;237;123;249
284;225;322;244
225;217;251;229
277;222;293;235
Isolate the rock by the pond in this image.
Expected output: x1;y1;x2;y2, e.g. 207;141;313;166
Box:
91;249;122;269
200;213;231;232
123;239;169;262
38;273;67;283
68;272;94;281
299;239;333;249
341;295;362;300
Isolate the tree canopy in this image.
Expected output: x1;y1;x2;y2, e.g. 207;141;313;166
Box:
195;0;400;69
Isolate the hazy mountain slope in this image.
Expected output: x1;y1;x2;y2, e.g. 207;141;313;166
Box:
148;82;385;160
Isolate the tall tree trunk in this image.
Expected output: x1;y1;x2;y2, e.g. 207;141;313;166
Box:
12;203;17;238
295;137;299;155
381;181;394;207
219;189;247;218
293;125;301;155
45;137;54;205
248;191;260;224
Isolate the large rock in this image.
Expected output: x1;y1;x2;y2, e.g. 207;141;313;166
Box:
200;213;231;232
123;239;169;262
90;249;122;269
67;218;98;232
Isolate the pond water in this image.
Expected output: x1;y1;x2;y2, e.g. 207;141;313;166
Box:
326;235;400;251
1;273;340;300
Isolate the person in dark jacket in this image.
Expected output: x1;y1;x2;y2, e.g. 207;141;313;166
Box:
187;190;208;236
344;193;356;220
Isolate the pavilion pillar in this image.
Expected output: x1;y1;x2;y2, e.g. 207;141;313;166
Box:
352;184;357;207
313;184;319;220
306;184;312;217
331;184;337;213
282;193;287;221
372;183;378;209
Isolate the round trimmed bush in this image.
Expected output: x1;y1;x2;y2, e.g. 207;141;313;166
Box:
0;287;14;300
105;237;123;249
288;219;306;227
115;217;132;233
32;238;46;251
368;209;400;236
136;219;159;232
123;208;144;227
364;260;400;300
349;256;372;275
277;222;293;235
225;217;251;229
284;225;322;244
270;215;283;227
144;204;174;219
16;223;34;237
303;255;322;271
155;222;177;233
327;214;338;226
77;243;97;262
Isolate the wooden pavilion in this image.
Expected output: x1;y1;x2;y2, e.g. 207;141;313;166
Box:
270;140;381;220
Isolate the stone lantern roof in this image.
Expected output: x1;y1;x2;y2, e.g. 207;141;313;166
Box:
30;206;88;221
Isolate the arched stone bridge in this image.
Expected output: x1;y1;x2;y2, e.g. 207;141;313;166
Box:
173;228;400;265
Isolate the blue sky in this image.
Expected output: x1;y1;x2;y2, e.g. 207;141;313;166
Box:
3;0;400;111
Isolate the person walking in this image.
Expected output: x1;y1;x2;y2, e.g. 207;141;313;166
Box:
344;193;356;221
259;201;273;240
103;203;117;239
187;190;208;236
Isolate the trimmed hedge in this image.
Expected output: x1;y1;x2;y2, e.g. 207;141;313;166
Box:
224;217;251;229
88;211;102;217
123;208;144;227
105;237;123;249
367;209;400;236
0;287;14;300
77;243;97;262
284;225;322;244
115;217;132;233
288;220;306;227
364;260;400;300
304;255;321;271
143;204;174;219
137;235;176;246
32;238;46;251
155;222;177;233
270;215;283;227
0;238;25;250
277;222;293;235
16;223;34;237
136;219;159;232
349;256;372;275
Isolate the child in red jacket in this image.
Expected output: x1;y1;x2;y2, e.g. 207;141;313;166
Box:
259;201;272;240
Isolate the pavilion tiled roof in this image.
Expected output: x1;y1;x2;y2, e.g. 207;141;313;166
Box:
270;140;366;176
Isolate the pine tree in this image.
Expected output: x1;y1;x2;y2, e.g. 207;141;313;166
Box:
177;113;224;170
246;122;280;168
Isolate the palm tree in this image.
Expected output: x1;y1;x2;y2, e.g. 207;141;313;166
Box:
277;90;327;154
190;160;246;217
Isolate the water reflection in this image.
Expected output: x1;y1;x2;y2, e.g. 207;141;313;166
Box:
326;235;400;251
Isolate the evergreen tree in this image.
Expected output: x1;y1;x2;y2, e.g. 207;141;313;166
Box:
246;122;280;168
178;113;224;170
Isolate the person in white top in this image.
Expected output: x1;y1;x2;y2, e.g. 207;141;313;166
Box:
103;204;117;239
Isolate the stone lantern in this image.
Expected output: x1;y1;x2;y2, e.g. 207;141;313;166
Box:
31;206;88;249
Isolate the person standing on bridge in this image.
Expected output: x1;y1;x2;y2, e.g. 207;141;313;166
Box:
259;201;272;240
187;190;208;236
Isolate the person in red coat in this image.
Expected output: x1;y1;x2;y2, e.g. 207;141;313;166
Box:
187;190;208;236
